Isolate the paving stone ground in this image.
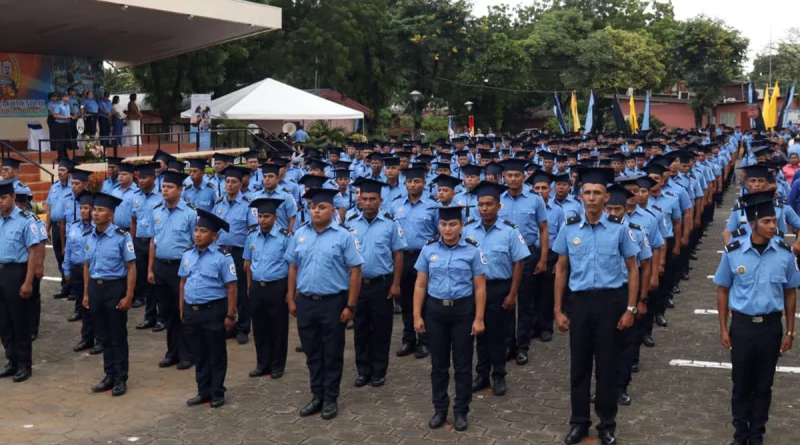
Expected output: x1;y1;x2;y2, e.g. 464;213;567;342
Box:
2;183;798;445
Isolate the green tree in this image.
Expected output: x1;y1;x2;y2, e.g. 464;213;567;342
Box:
750;29;800;86
104;67;139;93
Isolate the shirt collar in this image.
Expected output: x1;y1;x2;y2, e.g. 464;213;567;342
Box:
741;236;780;254
437;235;468;248
356;211;385;223
258;225;281;238
579;212;608;228
95;223;118;238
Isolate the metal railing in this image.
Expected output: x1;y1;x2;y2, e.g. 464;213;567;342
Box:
0;140;55;185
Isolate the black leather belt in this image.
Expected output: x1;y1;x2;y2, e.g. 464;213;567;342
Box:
188;298;227;311
404;250;421;255
300;291;346;301
91;278;124;285
136;237;152;243
429;296;473;307
732;311;781;324
0;263;26;269
253;279;286;287
363;274;391;284
157;258;181;265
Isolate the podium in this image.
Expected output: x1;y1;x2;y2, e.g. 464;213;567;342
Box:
27;121;50;152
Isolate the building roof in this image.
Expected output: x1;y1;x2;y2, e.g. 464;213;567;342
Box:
305;89;372;116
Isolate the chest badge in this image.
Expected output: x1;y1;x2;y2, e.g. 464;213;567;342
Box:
430;254;438;262
397;206;404;213
217;209;222;215
572;238;581;246
352;229;358;235
184;260;189;267
737;265;746;275
299;236;305;243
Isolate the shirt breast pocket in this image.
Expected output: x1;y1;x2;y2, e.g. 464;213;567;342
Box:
489;244;510;263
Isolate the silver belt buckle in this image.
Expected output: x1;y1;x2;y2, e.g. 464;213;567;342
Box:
311;295;322;301
752;316;763;323
442;300;454;307
259;282;266;287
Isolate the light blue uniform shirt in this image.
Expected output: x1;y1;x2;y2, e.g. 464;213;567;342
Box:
251;187;298;231
389;196;436;251
714;237;800;315
68;96;80;115
131;188;162;238
53;103;70;123
499;189;548;247
63;220;93;276
111;183;140;229
726;201;791;238
627;206;664;250
12;179;31;197
82;98;98;114
380;183;406;211
553;195;583;218
0;207;39;263
179;244;237;304
183;180;217;212
33;215;47;243
648;192;681;238
623;220;653;272
462;219;530;280
414;236;488;300
152;200;197;260
284;222;364;295
663;180;692;212
98;99;112;117
46;180;71;222
552;212;640;292
243;225;291;282
85;224;136;279
346;211;407;278
62;191;81;225
212;193;257;248
544;201;564;248
453;190;478;220
100;177;119;195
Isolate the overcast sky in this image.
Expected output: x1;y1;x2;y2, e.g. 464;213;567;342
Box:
471;0;795;68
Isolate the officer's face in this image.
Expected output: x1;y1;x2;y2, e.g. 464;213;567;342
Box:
118;172;133;187
161;183;181;202
604;204;625;218
79;204;92;221
533;182;551;201
751;216;777;240
310;168;325;177
194;226;217;248
458;156;468;167
504;171;524;190
360;192;381;215
336;177;350;189
581;184;609;213
437;167;450;176
108;164;119;177
745;177;767;193
0;166;17;179
636;187;650;206
310;202;335;225
477;196;499;220
543;160;554;171
437;186;455;204
438;218;463;243
92;206;113;225
405;178;424;196
225;177;242;195
246;158;259;171
139;175;155;190
214;161;228;174
71;180;87;195
385;165;399;180
399;158;410;169
263;173;278;190
57;167;69;181
329;154;340;164
485;173;498;184
189;167;204;183
257;213;277;233
464;174;480;190
0;193;12;213
554;181;570;199
668;159;679;174
479;157;491;166
679;162;692;174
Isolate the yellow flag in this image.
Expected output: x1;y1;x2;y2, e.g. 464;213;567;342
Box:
629;94;638;133
767;82;780;129
570;91;580;132
762;84;772;129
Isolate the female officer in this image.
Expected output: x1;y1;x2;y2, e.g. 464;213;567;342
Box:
412;205;487;432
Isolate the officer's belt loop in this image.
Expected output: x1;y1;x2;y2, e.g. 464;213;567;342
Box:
157;258;181;265
254;278;285;287
363;274;392;284
0;262;26;269
732;311;782;324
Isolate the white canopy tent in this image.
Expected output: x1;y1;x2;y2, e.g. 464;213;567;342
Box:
181;78;365;121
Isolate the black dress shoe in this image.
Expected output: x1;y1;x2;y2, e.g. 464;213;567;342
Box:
492;377;507;396
354;374;370;387
73;340;91;352
249;368;269;378
210;397;225;408
66;294;77;301
12;368;31;383
565;425;589;444
370;377;385;387
540;331;553;342
748;439;763;445
515;350;529;365
111;379;127;396
135;320;155;330
131;299;144;309
67;312;81;322
655;314;668;327
176;361;193;370
665;298;675;309
271;370;284;379
689;252;698;260
428;411;447;429
53;292;68;299
152;322;166;332
672;284;681;294
618;390;631;406
680;272;690;281
471;375;490;392
90;344;104;355
158;358;177;368
414;345;429;359
92;376;114;393
187;394;210;406
295;346;305;353
600;429;616;445
346;320;354;330
641;335;656;347
321;401;337;420
237;332;249;345
396;342;416;357
299;398;323;417
631;364;639;373
0;364;18;378
454;413;468;431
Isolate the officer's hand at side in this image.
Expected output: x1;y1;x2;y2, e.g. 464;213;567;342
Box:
555;312;570;332
65;275;71;284
616;311;634;330
340;307;354;323
649;276;659;291
636;301;647;318
671;245;680;258
471;319;485;336
534;260;547;275
780;334;792;353
502;293;517;310
224;317;235;332
414;316;425;334
82;294;89;309
388;284;400;300
116;296;133;311
720;329;732;350
288;298;297;317
20;282;33;299
35;265;44;279
147;271;155;285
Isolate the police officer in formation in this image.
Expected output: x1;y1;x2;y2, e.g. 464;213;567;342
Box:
46;158;76;300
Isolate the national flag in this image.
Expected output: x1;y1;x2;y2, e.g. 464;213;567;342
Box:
767;82;780;129
762;84;772;130
570;91;580;132
612;94;626;132
641;90;652;131
584;90;596;133
553;92;567;134
448;116;455;140
468;115;475;136
629;94;639;133
778;83;796;130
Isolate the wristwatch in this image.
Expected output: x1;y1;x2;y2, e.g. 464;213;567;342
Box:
627;306;638;315
346;305;356;313
226;313;238;322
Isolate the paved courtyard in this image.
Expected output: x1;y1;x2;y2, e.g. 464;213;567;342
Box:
2;184;799;445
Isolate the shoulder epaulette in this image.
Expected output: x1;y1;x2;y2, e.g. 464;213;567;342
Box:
206;182;215;189
426;237;439;245
186;203;197;210
243;196;252;202
503;219;518;229
724;240;741;252
393;194;404;201
21;210;33;218
215;196;224;204
184;246;194;252
465;217;477;225
219;246;232;256
628;222;642;231
63;191;73;197
607;214;623;223
347;213;359;221
652;205;663;212
731;227;747;238
279;228;290;236
112;183;120;189
248;226;258;234
31;214;42;222
775;199;785;208
340;223;355;232
565;215;581;225
17;181;27;187
115;227;129;235
643;208;655;217
464;237;480;247
154;202;164;209
383;212;396;221
282;187;291;193
778;240;792;251
82;228;93;236
664;191;675;197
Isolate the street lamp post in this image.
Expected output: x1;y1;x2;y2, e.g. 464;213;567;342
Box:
410;90;422;139
464;101;474;137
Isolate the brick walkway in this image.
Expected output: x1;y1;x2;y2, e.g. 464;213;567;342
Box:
2;184;798;445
